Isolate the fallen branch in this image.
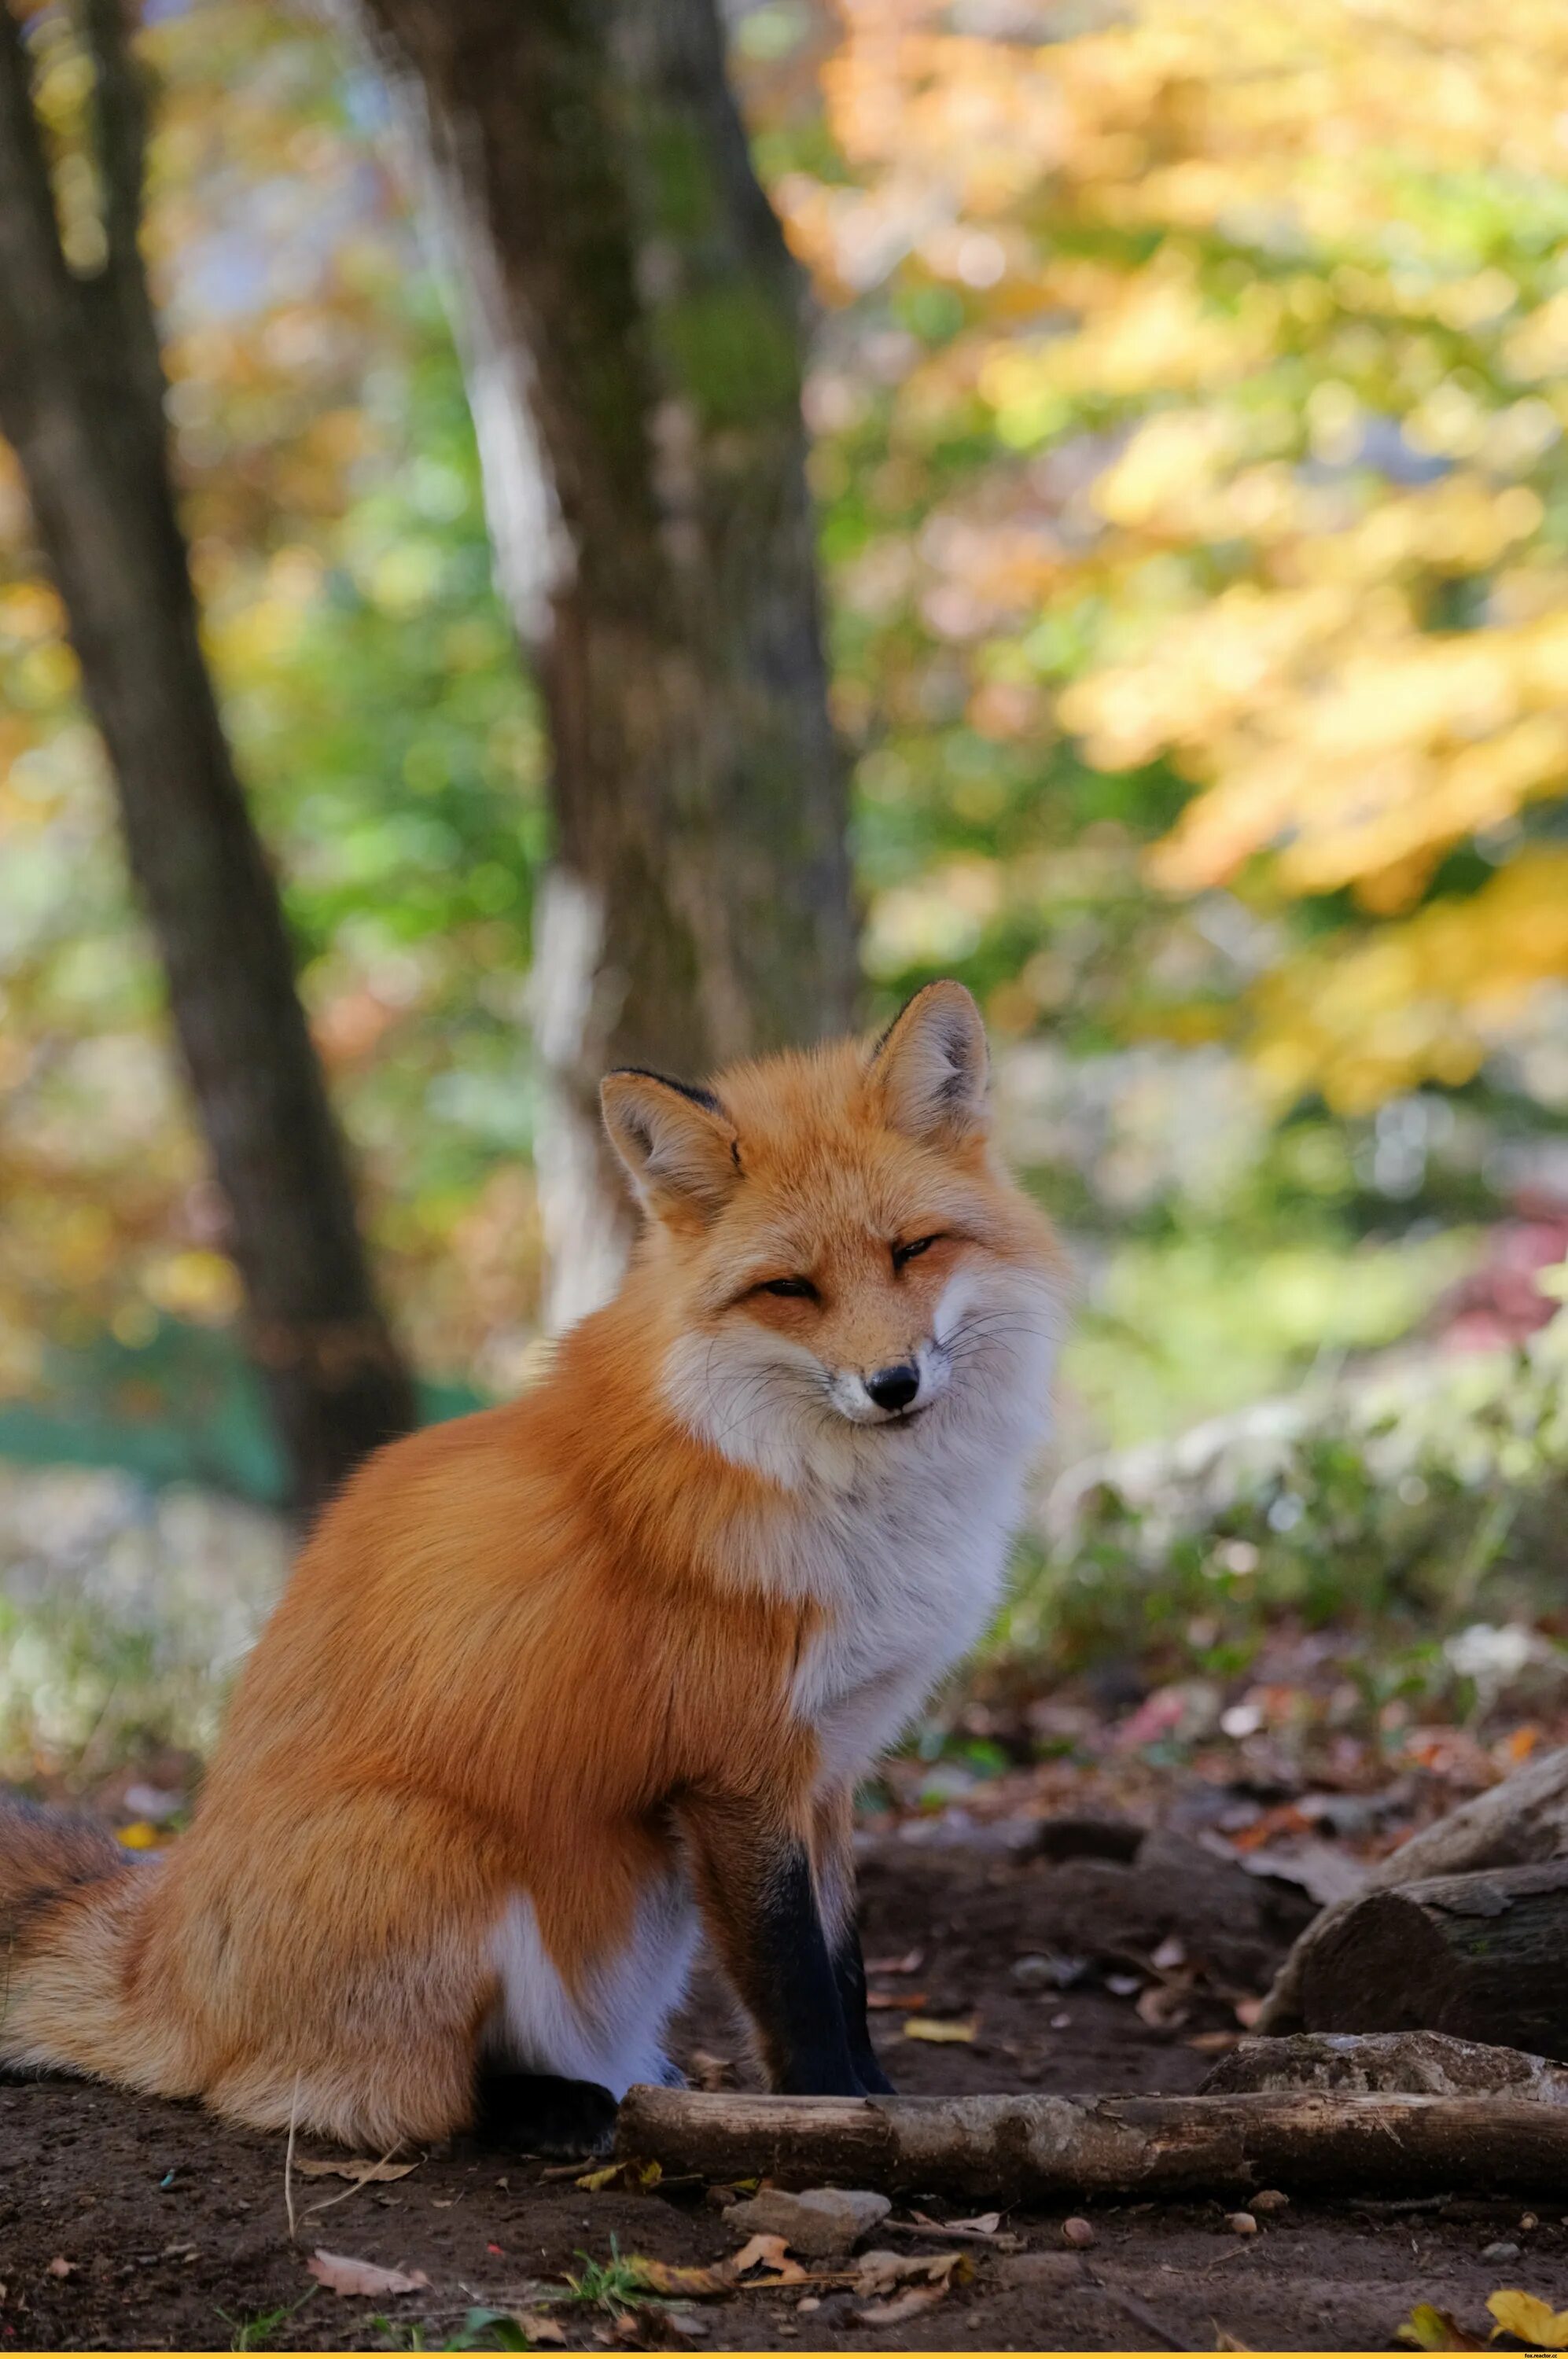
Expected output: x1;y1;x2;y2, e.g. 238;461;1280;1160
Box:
616;2085;1568;2202
1259;1743;1568;2033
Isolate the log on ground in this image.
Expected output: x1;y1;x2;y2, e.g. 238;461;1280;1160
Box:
616;2085;1568;2202
1259;1742;1568;2033
1289;1862;1568;2059
1202;2028;1568;2103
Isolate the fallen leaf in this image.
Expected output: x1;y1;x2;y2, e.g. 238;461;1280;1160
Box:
1187;2030;1239;2052
46;2258;75;2280
944;2211;1002;2236
848;2248;970;2326
723;2235;806;2287
116;1821;161;1851
306;2249;431;2297
852;2249;970;2297
624;2258;732;2300
852;2281;950;2327
1136;1981;1193;2030
1396;2301;1485;2350
295;2158;418;2185
867;1989;928;2010
1487;2290;1568;2349
903;2015;976;2043
577;2164;620;2192
1238;1840;1369;1908
514;2313;567;2347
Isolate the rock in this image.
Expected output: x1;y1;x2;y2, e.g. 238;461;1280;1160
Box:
723;2186;891;2258
996;2254;1089;2291
1062;2216;1095;2247
1482;2241;1520;2262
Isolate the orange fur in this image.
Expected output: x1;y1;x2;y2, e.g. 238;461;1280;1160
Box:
0;984;1066;2144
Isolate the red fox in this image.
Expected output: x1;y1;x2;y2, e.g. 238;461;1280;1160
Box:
0;982;1065;2153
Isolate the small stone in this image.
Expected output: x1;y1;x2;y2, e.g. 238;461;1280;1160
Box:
1520;2214;1539;2232
998;2254;1090;2291
703;2185;738;2210
1250;2189;1290;2214
725;2186;892;2258
797;2298;820;2314
1010;1954;1055;1990
1227;2212;1257;2236
1062;2217;1095;2248
1482;2240;1520;2262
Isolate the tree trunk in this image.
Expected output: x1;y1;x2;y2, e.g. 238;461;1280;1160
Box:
0;0;415;1519
346;0;859;1327
616;2085;1568;2203
1287;1864;1568;2060
1259;1743;1568;2033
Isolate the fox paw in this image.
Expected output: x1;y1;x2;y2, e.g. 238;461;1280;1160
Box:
470;2069;618;2161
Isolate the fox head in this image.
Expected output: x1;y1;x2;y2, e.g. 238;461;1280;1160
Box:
601;982;1066;1488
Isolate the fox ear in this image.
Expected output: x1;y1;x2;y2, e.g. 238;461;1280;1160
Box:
868;980;990;1146
600;1068;740;1226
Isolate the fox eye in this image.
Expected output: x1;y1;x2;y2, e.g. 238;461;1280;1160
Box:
892;1235;942;1272
757;1275;818;1301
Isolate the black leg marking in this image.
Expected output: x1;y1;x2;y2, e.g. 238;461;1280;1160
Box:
472;2069;618;2159
833;1921;896;2096
754;1843;862;2096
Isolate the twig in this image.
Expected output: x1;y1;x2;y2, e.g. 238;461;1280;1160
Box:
301;2144;411;2219
283;2073;301;2244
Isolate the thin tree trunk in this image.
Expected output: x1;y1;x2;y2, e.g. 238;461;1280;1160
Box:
0;0;414;1518
348;0;859;1326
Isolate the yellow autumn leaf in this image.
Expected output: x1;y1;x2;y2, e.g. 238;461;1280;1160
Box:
574;2164;620;2192
903;2016;977;2043
116;1822;161;1851
1486;2289;1568;2349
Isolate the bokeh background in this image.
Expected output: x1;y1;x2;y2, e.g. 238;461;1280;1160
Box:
6;0;1568;1831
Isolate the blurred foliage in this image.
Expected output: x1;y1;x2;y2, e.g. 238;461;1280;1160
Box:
745;0;1568;1125
4;0;1568;1492
1005;1312;1568;1724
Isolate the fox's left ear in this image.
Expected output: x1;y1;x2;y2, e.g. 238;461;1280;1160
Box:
600;1068;740;1227
868;979;989;1146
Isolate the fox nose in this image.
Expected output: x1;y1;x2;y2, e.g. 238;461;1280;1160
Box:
866;1361;920;1413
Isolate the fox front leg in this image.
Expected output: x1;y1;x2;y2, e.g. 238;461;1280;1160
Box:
679;1790;863;2096
812;1785;896;2096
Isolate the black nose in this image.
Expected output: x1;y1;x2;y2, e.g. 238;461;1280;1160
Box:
867;1362;920;1413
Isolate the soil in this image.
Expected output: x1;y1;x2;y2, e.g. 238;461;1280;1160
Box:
4;1828;1566;2355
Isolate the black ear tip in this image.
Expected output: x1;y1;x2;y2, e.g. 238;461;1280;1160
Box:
601;1066;727;1118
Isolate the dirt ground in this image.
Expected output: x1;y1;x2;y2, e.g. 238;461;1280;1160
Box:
6;1823;1567;2355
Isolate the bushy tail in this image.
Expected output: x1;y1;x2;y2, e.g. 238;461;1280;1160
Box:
0;1795;153;2083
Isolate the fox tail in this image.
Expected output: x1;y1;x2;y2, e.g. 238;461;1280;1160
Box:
0;1796;160;2087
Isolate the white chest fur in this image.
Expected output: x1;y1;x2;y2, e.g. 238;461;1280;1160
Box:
787;1440;1030;1783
